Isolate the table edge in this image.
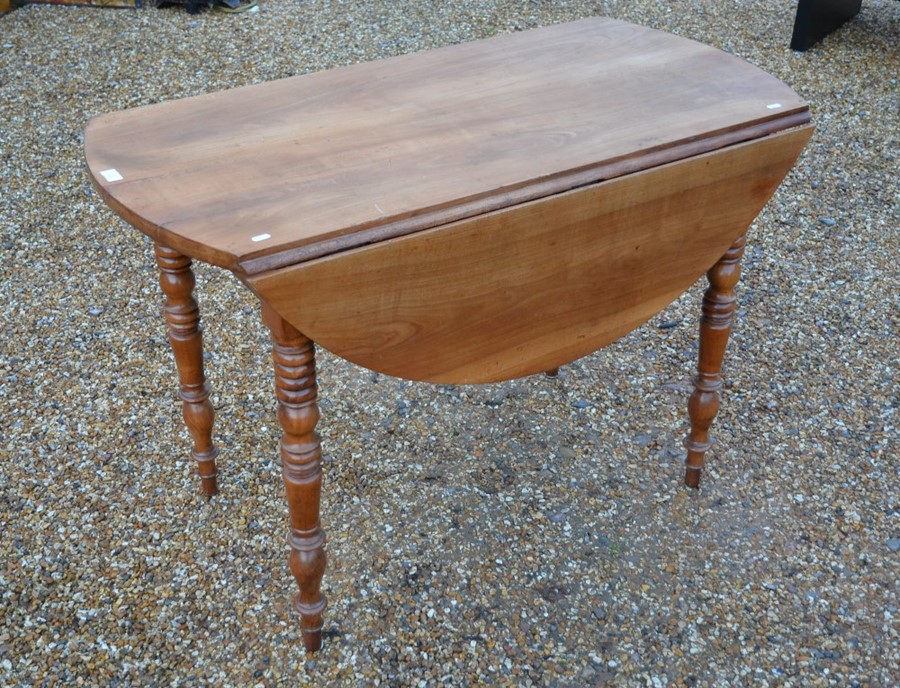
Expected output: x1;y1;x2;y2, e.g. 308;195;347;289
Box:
236;109;811;275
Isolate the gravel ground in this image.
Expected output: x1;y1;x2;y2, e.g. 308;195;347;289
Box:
1;1;897;686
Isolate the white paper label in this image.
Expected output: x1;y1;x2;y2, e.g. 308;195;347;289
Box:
100;168;124;182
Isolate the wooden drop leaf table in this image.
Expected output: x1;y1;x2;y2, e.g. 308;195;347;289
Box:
85;18;812;652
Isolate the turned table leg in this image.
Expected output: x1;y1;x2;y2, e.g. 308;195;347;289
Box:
154;243;219;497
683;234;746;488
262;303;328;653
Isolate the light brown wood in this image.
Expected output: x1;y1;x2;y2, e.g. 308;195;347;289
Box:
684;234;747;488
154;243;219;496
86;18;814;653
245;126;812;384
84;18;809;274
262;304;327;652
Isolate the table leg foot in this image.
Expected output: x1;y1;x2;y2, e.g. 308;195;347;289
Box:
262;304;328;652
154;243;219;496
295;594;325;652
544;367;560;378
683;234;745;488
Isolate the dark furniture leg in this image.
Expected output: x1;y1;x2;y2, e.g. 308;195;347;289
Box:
683;234;746;488
262;303;328;652
790;0;862;51
154;243;219;497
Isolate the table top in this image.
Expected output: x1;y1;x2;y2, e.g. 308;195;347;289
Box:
85;18;809;275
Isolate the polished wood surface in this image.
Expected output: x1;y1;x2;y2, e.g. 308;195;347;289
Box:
246;126;812;384
85;18;809;274
154;244;219;496
684;234;747;488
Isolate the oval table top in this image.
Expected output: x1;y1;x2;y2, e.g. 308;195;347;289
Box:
84;17;809;275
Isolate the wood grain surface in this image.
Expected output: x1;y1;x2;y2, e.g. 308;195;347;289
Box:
84;18;809;273
246;126;813;383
